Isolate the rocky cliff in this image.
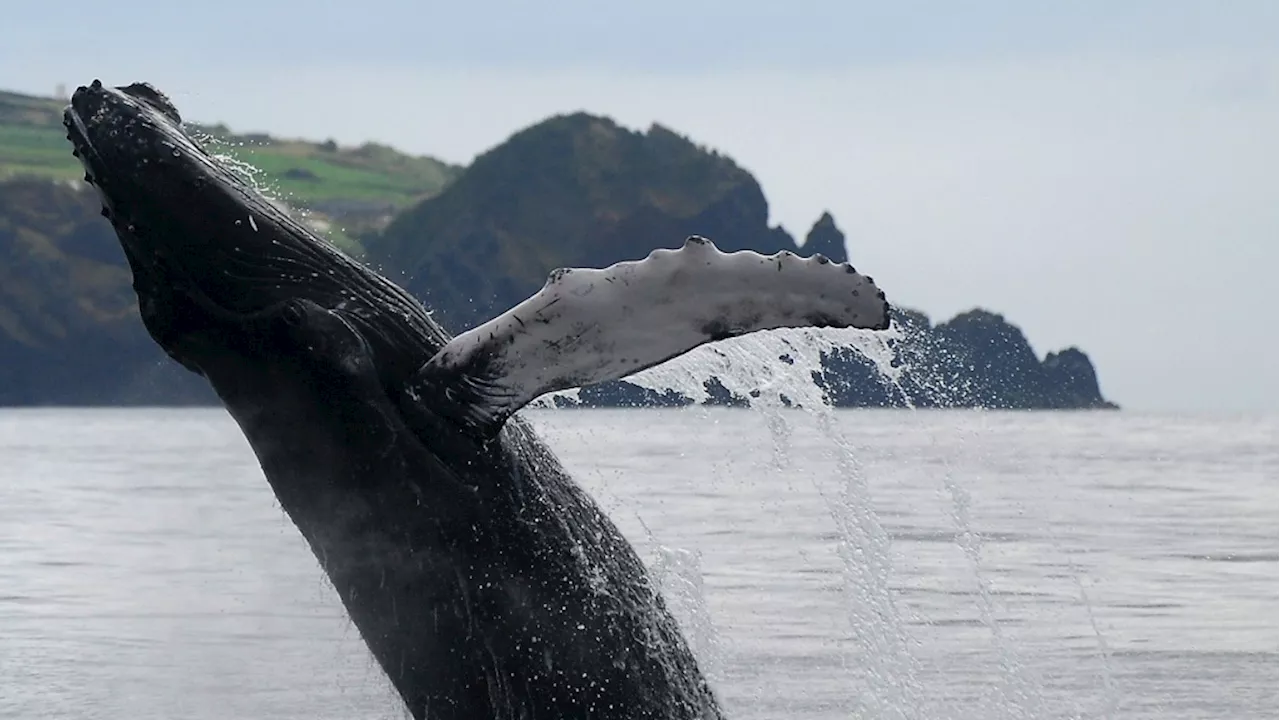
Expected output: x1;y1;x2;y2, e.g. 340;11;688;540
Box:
368;114;804;333
815;307;1118;409
364;114;1113;410
0;98;1114;409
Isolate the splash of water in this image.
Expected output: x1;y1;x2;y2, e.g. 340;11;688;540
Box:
190;131;328;233
607;321;1118;719
941;468;1047;720
814;408;927;720
192;132;266;187
648;546;726;685
624;325;905;408
616;324;930;717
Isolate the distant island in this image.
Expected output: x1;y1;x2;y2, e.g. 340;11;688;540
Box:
0;88;1115;409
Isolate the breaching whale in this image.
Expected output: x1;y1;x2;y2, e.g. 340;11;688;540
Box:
64;80;893;719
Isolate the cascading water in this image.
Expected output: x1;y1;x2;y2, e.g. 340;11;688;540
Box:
585;323;1110;719
650;545;727;686
589;325;936;718
940;467;1047;720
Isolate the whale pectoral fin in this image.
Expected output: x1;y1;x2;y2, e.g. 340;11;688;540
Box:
409;236;891;437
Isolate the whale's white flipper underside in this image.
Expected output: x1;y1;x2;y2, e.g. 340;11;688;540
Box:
409;236;890;436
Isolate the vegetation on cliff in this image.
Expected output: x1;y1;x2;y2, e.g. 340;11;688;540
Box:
368;113;800;332
0;89;461;252
0;89;1115;409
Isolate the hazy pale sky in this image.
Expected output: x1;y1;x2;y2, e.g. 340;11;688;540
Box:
3;1;1275;412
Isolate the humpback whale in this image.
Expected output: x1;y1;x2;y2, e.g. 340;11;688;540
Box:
63;80;892;719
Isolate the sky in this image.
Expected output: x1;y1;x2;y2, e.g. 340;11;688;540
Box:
2;1;1276;412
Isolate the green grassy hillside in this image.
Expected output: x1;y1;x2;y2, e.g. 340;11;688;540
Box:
0;89;462;249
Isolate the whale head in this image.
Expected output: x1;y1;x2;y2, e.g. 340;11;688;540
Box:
63;80;444;385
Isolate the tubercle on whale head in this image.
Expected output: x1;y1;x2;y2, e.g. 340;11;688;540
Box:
62;79;449;386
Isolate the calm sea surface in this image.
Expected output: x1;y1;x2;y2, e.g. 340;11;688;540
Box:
0;408;1275;719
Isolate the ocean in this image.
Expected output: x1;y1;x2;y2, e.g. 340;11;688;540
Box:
0;408;1275;719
